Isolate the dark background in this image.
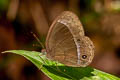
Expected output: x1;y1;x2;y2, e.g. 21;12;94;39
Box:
0;0;120;80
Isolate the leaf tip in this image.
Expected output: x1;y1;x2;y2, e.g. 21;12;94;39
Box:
1;50;12;54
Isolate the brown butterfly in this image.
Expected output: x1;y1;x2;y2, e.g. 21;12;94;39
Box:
45;11;94;67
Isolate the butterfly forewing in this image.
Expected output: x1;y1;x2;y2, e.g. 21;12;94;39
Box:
46;22;78;65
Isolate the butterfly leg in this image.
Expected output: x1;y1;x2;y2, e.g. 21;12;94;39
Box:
39;54;48;65
39;64;43;69
55;62;61;72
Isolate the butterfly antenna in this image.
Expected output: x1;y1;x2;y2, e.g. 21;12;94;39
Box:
31;32;45;49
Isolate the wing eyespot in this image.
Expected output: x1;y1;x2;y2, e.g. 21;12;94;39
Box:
82;55;87;59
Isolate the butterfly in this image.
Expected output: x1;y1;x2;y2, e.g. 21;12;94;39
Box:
45;11;94;67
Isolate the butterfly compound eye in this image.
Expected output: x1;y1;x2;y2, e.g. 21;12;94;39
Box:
82;55;87;59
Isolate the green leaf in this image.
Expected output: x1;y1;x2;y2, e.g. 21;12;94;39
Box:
2;50;120;80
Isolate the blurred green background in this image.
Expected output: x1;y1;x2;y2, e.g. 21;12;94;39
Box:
0;0;120;80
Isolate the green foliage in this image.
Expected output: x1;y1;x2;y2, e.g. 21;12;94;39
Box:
0;0;9;11
3;50;120;80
